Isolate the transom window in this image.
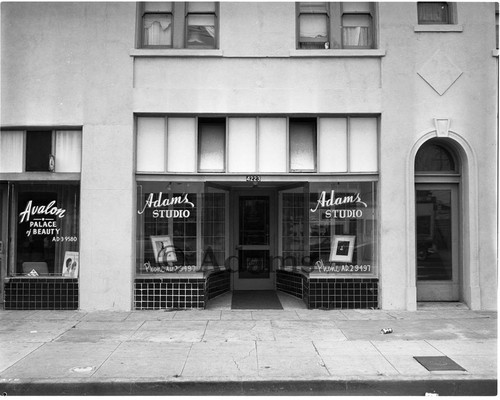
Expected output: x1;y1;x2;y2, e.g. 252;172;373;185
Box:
415;140;458;173
139;2;218;49
136;115;378;174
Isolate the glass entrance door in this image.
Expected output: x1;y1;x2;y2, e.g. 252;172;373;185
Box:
233;190;275;290
416;184;459;301
0;184;8;306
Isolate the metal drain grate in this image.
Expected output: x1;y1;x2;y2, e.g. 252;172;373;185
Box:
413;356;466;372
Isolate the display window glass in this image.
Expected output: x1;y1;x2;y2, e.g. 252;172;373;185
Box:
136;182;227;274
281;181;377;275
10;183;80;277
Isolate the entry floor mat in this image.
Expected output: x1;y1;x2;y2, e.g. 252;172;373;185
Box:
413;356;466;372
231;290;283;310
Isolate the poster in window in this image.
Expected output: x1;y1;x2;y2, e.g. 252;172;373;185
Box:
329;235;356;263
150;235;177;265
62;251;79;278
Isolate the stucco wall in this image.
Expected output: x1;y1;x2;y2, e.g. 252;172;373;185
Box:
1;2;497;310
379;2;498;310
1;2;137;310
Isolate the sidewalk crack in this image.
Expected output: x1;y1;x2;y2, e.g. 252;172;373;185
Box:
312;341;331;376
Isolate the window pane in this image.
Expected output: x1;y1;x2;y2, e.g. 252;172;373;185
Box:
144;2;172;12
0;131;23;173
342;14;372;47
187;14;215;48
308;182;377;274
417;2;450;24
415;142;456;172
349;118;378;172
290;119;316;171
228;118;257;172
143;14;172;46
299;14;328;47
15;183;80;277
258;118;287;172
318;118;347;172
26;131;52;172
416;190;453;280
55;131;82;173
198;119;225;171
342;2;371;13
136;182;203;274
167;118;196;172
187;2;216;13
137;117;165;172
299;2;327;13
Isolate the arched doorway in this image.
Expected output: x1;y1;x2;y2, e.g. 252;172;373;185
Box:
415;139;461;301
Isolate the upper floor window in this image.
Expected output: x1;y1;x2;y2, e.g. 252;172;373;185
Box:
297;2;376;49
417;2;454;25
139;2;218;49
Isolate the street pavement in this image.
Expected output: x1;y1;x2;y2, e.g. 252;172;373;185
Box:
0;292;497;396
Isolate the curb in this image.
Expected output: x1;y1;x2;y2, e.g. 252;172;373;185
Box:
1;379;497;396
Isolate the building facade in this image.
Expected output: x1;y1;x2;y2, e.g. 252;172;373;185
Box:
0;2;497;311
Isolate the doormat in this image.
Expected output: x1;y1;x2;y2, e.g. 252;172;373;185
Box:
231;291;283;310
413;356;466;372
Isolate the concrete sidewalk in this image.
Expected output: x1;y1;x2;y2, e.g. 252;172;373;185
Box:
0;293;497;396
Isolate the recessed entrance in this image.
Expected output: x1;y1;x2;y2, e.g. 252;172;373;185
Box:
232;189;276;291
414;139;462;302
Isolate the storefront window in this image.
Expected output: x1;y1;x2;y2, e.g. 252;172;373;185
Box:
136;182;227;274
309;182;377;274
13;183;80;277
280;181;377;275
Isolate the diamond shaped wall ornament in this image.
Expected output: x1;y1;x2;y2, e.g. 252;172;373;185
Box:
417;50;463;96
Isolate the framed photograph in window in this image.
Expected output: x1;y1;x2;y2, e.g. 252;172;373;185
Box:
329;235;356;263
150;235;177;264
62;251;79;278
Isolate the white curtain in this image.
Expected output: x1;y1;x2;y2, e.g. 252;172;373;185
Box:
0;131;23;172
143;15;172;46
55;131;82;173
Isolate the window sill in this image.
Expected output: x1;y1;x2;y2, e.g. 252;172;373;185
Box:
414;24;464;32
130;49;224;57
289;49;386;58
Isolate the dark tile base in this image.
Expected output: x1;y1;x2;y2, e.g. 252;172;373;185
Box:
4;278;78;310
207;270;230;300
305;277;378;309
134;278;205;310
134;270;231;310
277;270;379;310
276;270;303;299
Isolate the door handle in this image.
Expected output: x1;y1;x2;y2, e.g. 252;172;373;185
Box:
235;245;243;250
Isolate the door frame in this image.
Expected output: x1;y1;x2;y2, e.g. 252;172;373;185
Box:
0;183;9;306
230;188;277;291
415;182;460;301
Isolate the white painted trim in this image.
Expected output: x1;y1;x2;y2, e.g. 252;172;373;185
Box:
414;25;464;32
130;49;224;57
289;49;386;58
